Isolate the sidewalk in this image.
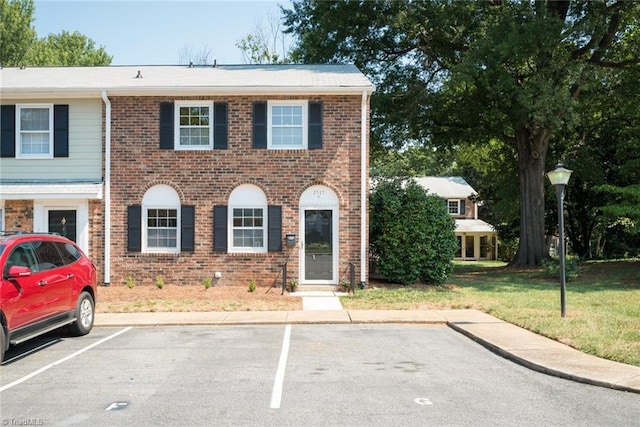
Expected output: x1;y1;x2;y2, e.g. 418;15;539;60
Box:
95;297;640;395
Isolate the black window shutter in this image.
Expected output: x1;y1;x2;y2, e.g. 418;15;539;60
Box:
267;205;282;252
308;102;323;150
159;102;174;149
1;105;16;158
53;104;69;157
460;200;466;215
252;101;267;149
127;205;142;252
181;205;195;252
214;102;228;149
213;205;228;251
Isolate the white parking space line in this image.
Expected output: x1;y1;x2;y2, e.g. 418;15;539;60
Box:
270;324;292;409
0;327;132;393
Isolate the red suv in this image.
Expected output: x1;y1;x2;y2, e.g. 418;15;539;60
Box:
0;233;97;362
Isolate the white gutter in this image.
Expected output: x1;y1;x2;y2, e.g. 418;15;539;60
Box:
101;91;111;285
360;90;368;286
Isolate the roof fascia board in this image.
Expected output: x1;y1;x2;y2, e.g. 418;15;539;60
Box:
1;86;375;99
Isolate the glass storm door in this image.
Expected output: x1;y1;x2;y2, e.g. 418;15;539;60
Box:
304;210;333;281
48;209;77;242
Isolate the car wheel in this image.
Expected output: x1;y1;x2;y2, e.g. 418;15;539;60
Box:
0;327;5;363
70;291;95;336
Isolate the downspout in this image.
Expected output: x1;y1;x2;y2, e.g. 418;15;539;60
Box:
360;90;368;287
101;91;111;285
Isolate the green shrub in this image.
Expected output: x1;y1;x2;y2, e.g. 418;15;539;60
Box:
370;178;457;285
248;279;257;293
541;256;579;281
125;276;135;289
203;277;212;289
155;275;164;289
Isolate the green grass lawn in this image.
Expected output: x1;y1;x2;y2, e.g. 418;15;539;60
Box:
342;259;640;367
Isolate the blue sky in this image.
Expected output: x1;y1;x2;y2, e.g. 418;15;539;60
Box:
33;0;292;65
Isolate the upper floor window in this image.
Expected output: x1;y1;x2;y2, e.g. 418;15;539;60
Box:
17;104;53;158
175;101;213;149
448;199;465;215
159;101;227;151
268;101;308;149
252;101;322;150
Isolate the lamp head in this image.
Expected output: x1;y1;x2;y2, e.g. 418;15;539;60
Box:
547;163;573;186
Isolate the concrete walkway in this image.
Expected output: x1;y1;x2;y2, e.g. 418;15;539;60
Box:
95;299;640;395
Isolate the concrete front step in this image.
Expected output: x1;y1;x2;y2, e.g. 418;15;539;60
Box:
296;284;341;292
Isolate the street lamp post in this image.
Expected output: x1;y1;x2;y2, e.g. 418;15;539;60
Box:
546;163;573;318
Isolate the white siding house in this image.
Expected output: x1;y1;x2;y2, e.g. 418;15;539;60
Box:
414;177;498;261
0;95;103;256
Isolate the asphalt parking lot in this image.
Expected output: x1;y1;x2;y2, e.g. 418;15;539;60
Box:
2;324;639;426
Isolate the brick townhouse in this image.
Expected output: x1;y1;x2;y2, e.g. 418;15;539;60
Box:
0;65;375;290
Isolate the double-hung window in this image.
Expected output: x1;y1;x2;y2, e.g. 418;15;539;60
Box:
448;200;464;215
175;101;213;150
232;208;264;249
228;184;267;253
268;100;308;149
17;104;53;158
146;208;178;250
141;185;181;254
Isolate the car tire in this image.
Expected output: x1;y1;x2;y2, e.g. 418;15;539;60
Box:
0;327;5;363
69;291;95;336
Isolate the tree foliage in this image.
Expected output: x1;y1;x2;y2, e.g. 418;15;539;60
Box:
370;145;456;178
24;31;111;66
283;0;640;266
0;0;36;66
370;178;456;285
236;11;292;64
0;0;111;67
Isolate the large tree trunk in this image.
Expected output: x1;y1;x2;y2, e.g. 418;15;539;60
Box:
509;125;551;267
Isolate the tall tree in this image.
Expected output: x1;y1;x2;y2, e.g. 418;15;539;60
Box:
24;31;111;66
0;0;36;66
236;12;292;64
0;0;111;67
283;0;640;267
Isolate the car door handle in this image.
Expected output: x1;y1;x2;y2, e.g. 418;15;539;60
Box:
67;274;74;279
38;280;48;286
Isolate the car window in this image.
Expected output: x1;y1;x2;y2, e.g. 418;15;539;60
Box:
54;241;82;265
32;240;65;271
5;244;39;274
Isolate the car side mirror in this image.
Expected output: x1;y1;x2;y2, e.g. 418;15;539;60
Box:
8;265;32;278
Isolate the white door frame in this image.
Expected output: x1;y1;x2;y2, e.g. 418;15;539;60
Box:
34;199;89;256
299;185;339;285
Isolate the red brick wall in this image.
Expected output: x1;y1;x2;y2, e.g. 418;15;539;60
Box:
107;95;369;288
3;200;32;232
88;199;104;284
